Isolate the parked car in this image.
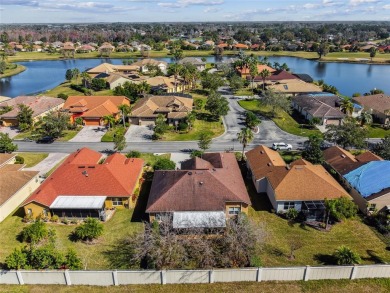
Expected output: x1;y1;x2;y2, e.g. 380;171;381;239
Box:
272;142;292;151
36;136;54;144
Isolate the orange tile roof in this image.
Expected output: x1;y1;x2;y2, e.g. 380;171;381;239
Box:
63;96;129;119
237;64;276;76
23;148;144;208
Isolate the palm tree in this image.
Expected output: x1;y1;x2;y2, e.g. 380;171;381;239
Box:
167;63;183;93
80;72;91;88
259;69;271;91
72;68;80;84
186;111;196;130
339;98;354;117
103;115;115;130
358;111;373;126
237;127;254;161
137;81;150;97
118;104;131;127
333;246;361;265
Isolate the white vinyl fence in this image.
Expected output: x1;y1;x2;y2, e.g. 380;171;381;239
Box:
1;265;389;286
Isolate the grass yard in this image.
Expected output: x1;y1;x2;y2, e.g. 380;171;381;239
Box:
139;153;170;167
15;152;48;167
44;81;114;98
366;124;390;138
0;209;144;270
235;87;254;96
0;64;26;78
56;129;80;141
1;279;390;293
162;118;224;141
101;127;125;142
242;167;390;267
238;99;321;137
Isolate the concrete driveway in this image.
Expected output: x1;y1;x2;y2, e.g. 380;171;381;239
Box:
0;126;20;139
125;125;153;142
69;126;107;142
170;152;191;169
24;153;68;176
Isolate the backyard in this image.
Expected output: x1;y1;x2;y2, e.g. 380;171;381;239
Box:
238;99;322;137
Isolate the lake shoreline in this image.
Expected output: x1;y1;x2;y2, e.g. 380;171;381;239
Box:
0;64;26;78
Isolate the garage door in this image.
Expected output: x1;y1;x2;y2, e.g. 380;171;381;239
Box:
129;117;139;125
139;119;155;126
325;119;340;125
84;119;101;126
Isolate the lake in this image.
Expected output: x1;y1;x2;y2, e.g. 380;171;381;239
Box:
0;56;389;97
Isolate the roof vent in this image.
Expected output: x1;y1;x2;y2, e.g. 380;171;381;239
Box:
286;164;291;170
88;166;95;169
82;170;88;177
260;151;264;154
267;162;271;166
78;166;85;168
188;171;192;175
341;154;346;158
199;181;203;185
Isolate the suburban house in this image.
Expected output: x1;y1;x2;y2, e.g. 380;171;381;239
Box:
246;145;350;221
87;63;140;78
132;58;168;74
129;95;193;126
268;79;323;96
352;94;390;126
63;96;129;126
22;148;144;221
103;73;133;90
237;64;275;78
146;153;251;228
323;146;389;213
143;76;184;93
0;96;64;126
292;94;346;125
178;57;206;71
0;154;40;223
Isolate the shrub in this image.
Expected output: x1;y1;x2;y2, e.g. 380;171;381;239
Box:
154;157;176;170
333;246;361;265
325;197;358;222
57;93;68;100
75;117;83;125
126;150;141;158
65;249;83;270
28;246;65;269
190;150;204;158
286;208;298;221
18;122;30;132
50;215;59;222
19;220;48;244
15;155;24;164
73;218;104;242
5;248;28;270
177;122;189;131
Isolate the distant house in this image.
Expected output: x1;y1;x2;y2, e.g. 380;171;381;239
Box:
132;59;168;74
237;64;275;78
292;94;346;125
268;80;323;96
0;96;64;127
129;95;193;126
352;94;390;126
0;154;40;223
246;145;350;221
22;148;144;221
98;42;115;52
143;76;184;93
323;146;389;213
103;73;132;90
76;45;95;53
63;96;129;126
146;153;251;228
178;57;206;71
86;63;139;78
233;43;249;50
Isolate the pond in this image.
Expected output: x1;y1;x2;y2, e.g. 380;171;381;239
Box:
0;56;389;97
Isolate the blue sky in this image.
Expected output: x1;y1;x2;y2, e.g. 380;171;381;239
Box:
1;0;390;23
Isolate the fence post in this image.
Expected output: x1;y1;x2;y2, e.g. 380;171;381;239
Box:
209;270;214;283
16;270;24;285
64;270;71;285
303;265;310;281
256;267;262;282
350;265;358;280
112;270;119;286
160;270;166;285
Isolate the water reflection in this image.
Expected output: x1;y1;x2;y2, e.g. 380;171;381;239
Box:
314;62;326;78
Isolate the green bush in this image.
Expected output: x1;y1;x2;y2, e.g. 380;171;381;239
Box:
15;155;24;164
190;150;204;158
5;248;27;270
286;208;298;221
50;215;59;222
19;220;48;244
126;150;141;158
75;117;83;125
57;93;68;100
154;157;176;170
65;249;83;270
73;217;104;242
333;246;361;265
325;197;358;222
178;122;189;131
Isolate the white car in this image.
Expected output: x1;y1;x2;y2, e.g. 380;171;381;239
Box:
272;142;292;151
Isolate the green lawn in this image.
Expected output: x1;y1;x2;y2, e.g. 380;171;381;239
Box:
366;124;390;138
235;87;253;96
0;64;26;78
243;169;390;267
162;118;224;141
139;153;171;167
0;209;144;270
15;152;48;167
56;129;80;141
101;127;125;142
238;99;321;137
13;131;34;140
44;81;114;98
1;279;390;293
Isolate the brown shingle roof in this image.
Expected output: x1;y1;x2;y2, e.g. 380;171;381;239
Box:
292;95;345;119
0;170;39;206
0;154;16;167
146;153;250;213
0;96;64;119
352;94;390;115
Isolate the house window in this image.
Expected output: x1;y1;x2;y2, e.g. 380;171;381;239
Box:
228;207;241;215
27;209;32;216
368;203;376;212
42;209;48;217
112;198;123;206
283;202;295;210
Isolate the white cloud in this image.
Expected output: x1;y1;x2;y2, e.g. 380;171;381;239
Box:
349;0;380;6
204;7;221;13
2;0;38;6
383;4;390;9
303;3;319;9
158;0;223;8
